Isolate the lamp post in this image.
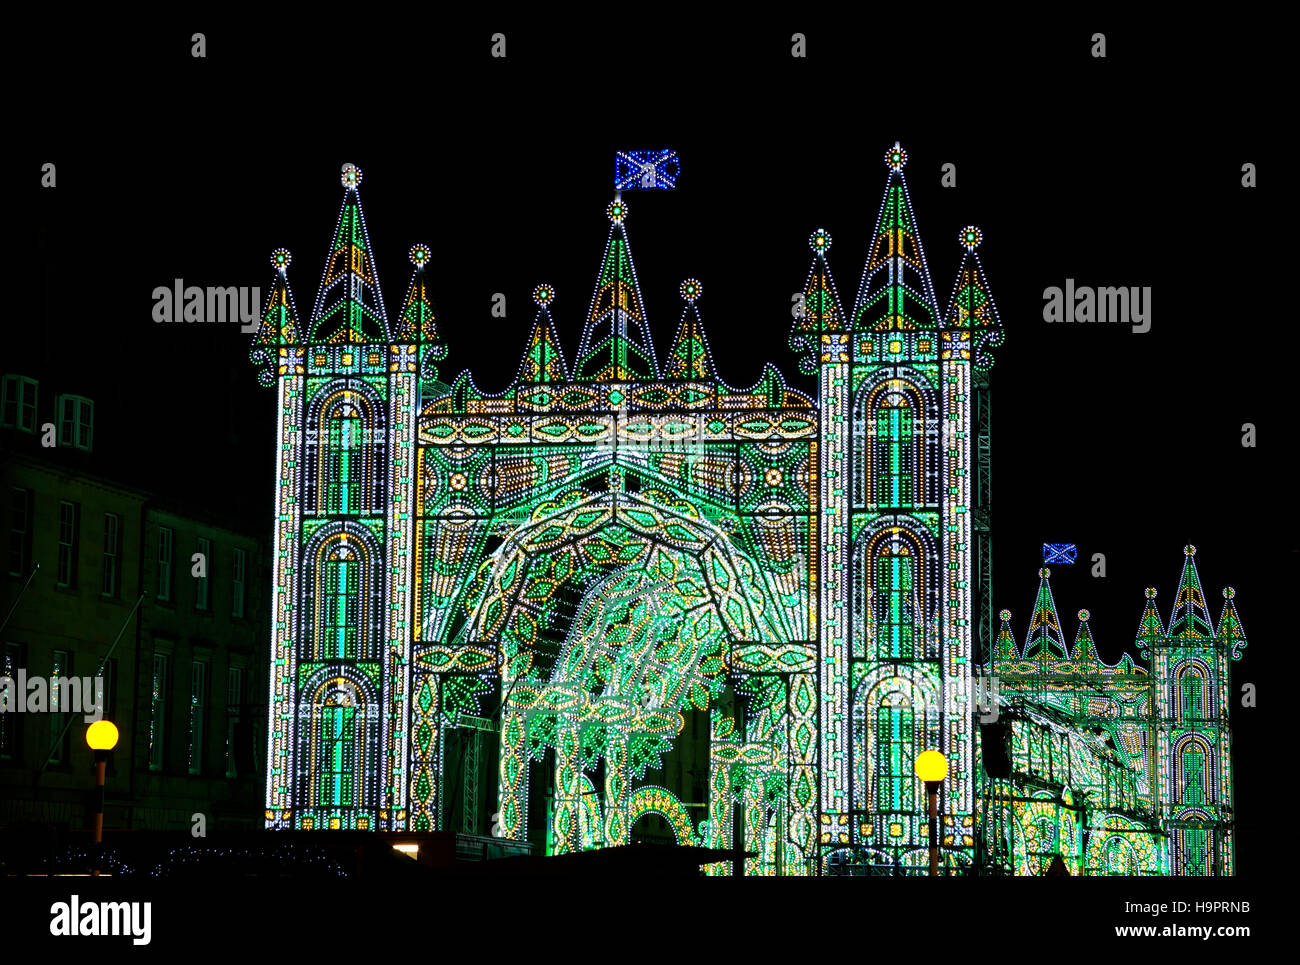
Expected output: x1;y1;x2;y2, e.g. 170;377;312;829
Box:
86;720;119;876
914;750;947;877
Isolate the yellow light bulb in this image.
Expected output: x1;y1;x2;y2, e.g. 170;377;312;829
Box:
86;720;119;751
914;749;947;782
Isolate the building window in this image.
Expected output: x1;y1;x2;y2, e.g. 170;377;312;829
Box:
875;547;916;659
876;403;915;506
195;537;211;611
327;400;362;514
323;550;359;659
1180;671;1205;721
1;643;22;760
8;488;32;577
1182;828;1208;876
149;653;168;771
1;375;38;432
225;666;243;778
232;548;246;619
189;661;206;775
875;703;915;813
56;394;94;451
319;694;358;806
49;650;71;764
57;501;80;588
157;527;174;601
102;513;120;597
1182;746;1206;806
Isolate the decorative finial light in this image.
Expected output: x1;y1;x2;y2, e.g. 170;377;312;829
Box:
886;143;907;171
999;609;1012;621
1039;567;1051;579
271;248;292;271
409;243;431;268
341;163;363;189
680;278;702;302
607;199;627;224
533;283;555;307
960;225;982;250
1223;587;1235;599
1078;609;1090;621
809;228;832;254
1145;587;1158;599
1184;544;1197;556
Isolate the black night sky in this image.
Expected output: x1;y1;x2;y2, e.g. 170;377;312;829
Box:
13;16;1283;877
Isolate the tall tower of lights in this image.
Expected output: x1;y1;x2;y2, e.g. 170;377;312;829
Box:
809;144;1005;869
250;163;425;832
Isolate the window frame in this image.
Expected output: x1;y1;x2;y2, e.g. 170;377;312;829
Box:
195;536;211;611
102;512;120;597
8;487;32;578
56;394;94;451
57;501;80;588
1;375;38;432
157;526;174;602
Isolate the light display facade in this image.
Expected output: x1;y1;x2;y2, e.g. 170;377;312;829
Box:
250;149;1245;874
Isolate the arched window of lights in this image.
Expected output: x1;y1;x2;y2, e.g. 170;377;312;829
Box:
855;676;939;817
1104;836;1137;875
321;541;360;660
1175;660;1211;722
851;373;938;511
1174;811;1213;876
853;526;936;660
305;383;386;516
874;689;917;813
306;676;375;809
306;526;382;662
1173;734;1215;807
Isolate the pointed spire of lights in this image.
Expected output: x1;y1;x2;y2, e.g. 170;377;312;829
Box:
249;248;304;386
994;608;1019;663
1167;544;1215;641
575;198;658;381
519;283;569;383
664;278;716;380
1022;567;1069;661
851;142;942;333
308;163;391;345
789;228;848;374
1135;586;1164;662
1072;608;1099;667
1217;586;1247;660
394;243;448;377
945;226;1002;329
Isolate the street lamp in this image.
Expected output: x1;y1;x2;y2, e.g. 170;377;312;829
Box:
86;720;119;876
914;750;947;877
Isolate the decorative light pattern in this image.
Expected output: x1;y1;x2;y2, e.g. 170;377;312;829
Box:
982;547;1246;876
249;148;1245;876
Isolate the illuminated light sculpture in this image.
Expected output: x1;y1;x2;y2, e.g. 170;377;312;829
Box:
250;152;1244;875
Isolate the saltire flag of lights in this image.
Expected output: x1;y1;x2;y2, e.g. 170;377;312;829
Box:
1043;543;1078;564
615;150;681;191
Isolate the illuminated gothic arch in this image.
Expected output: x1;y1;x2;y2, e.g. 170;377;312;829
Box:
850;669;941;820
455;488;795;853
1172;732;1216;806
851;367;940;511
304;379;387;516
851;519;940;660
1170;657;1213;721
297;667;381;813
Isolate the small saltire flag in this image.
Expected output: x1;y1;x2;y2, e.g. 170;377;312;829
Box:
1042;543;1078;564
615;150;681;191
